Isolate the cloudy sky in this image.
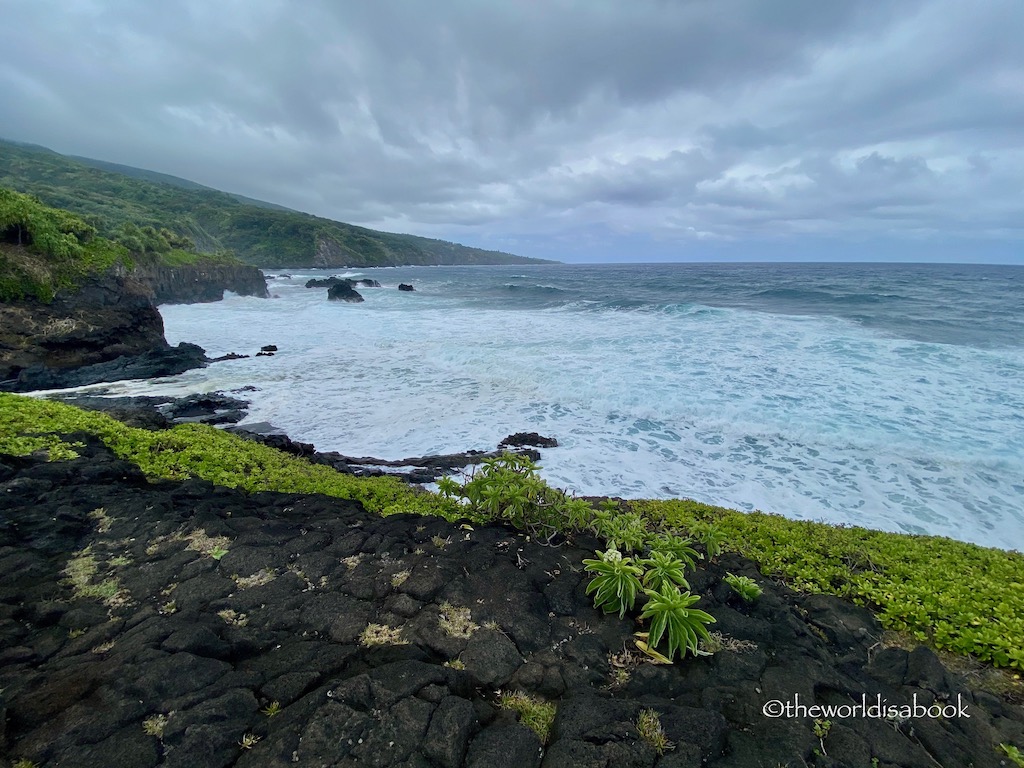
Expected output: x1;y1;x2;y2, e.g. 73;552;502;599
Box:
2;1;1022;263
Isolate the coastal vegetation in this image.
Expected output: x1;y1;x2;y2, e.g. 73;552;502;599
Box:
0;187;242;302
0;139;550;268
1;392;1022;674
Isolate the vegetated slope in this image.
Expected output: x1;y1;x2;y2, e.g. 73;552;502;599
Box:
0;139;553;268
0;187;251;303
0;189;262;387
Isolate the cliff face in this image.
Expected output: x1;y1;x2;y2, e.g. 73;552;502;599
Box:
0;270;167;384
131;262;269;304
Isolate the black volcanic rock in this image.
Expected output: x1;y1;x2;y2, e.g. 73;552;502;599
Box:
327;281;365;302
305;276;347;288
356;279;382;288
499;432;559;449
2;343;208;392
398;283;415;292
0;442;1019;768
132;261;269;304
0;271;170;386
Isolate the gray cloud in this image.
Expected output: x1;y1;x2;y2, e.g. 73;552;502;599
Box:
1;0;1021;262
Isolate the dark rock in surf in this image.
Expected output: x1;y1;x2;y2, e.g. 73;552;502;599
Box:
305;276;347;288
327;282;365;303
357;279;382;288
398;283;415;292
499;433;559;449
260;345;278;352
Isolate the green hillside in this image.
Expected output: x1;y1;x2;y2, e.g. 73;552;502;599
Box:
0;139;552;268
0;187;239;302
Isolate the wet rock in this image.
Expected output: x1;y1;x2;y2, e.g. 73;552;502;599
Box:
327;281;365;302
499;432;559;449
398;283;415;291
4;343;208;392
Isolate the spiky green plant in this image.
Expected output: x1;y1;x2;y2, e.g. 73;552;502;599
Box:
647;532;701;570
724;573;763;602
639;550;690;593
584;548;644;618
639;582;716;661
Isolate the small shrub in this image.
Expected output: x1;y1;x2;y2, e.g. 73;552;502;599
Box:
724;573;763;602
583;548;643;618
638;583;716;661
647;532;700;570
691;522;727;559
639;551;690;593
443;453;596;542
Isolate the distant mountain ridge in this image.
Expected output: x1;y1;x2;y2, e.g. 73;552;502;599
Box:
0;138;553;268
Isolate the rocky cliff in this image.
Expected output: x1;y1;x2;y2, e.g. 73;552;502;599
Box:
0;270;169;384
132;262;269;304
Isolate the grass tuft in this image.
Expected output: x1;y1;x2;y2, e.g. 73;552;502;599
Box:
636;708;674;755
498;691;556;745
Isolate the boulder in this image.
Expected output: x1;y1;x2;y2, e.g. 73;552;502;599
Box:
398;283;415;292
327;281;365;303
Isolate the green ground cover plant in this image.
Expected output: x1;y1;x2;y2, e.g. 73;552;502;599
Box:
633;499;1024;671
0;393;458;520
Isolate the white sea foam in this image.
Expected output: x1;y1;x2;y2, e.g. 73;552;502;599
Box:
104;268;1024;551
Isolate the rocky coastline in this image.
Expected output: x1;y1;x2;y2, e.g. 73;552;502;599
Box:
133;261;269;305
0;253;268;393
1;437;1022;767
49;390;557;484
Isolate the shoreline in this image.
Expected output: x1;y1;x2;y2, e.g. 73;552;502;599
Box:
1;415;1023;766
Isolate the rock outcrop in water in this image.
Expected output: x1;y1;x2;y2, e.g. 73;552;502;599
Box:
327;281;365;303
1;440;1021;767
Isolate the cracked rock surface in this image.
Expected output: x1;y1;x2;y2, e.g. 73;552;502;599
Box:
1;441;1022;767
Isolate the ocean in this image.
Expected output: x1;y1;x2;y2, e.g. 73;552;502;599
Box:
101;262;1024;551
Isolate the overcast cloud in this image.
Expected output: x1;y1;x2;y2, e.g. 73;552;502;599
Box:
1;0;1022;262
